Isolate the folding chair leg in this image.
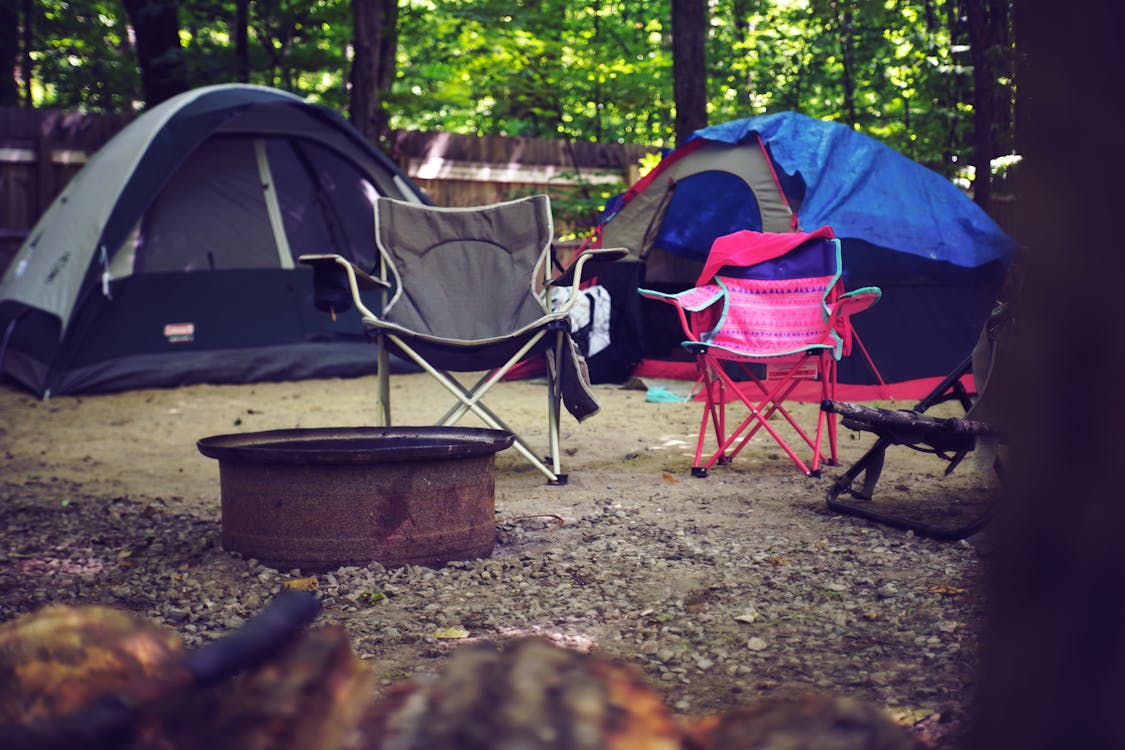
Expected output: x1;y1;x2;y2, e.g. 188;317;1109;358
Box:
443;382;563;484
723;378;808;465
545;331;567;485
692;394;714;478
827;436;889;503
914;353;975;413
692;363;729;478
824;358;839;466
825;436;997;540
386;332;565;484
437;379;546;473
823;358;1001;540
811;353;838;470
375;335;391;427
699;359;823;476
730;354;833;475
437;368;502;426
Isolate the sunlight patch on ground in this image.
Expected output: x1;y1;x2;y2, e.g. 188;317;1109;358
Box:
18;554;108;577
495;625;598;653
649;436;692;452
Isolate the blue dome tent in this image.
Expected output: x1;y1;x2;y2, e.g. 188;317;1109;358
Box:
589;112;1017;395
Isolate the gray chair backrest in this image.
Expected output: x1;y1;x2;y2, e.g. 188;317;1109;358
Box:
375;195;555;342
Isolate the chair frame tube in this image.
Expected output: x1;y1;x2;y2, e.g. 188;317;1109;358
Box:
691;348;835;477
382;329;564;483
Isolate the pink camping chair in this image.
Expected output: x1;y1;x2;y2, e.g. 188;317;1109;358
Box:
639;227;881;477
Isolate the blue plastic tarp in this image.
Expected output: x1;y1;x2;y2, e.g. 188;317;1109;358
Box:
690;112;1017;268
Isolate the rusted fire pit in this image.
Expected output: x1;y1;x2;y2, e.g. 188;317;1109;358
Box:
197;426;514;571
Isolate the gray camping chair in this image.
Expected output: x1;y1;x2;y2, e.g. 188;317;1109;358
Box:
299;195;626;484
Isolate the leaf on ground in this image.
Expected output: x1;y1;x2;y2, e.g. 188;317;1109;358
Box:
889;707;937;728
734;609;759;624
684;588;715;612
283;576;318;592
661;472;679;483
927;584;966;597
434;626;470;639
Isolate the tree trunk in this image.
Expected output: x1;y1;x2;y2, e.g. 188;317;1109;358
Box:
943;0;970;169
21;0;31;105
591;0;603;141
965;0;992;211
968;3;1125;749
0;0;19;106
671;0;708;146
731;0;754;109
988;0;1014;155
350;0;399;146
834;3;857;127
234;0;249;83
120;0;190;106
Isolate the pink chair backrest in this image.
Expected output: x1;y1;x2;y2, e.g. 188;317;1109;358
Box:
703;274;838;359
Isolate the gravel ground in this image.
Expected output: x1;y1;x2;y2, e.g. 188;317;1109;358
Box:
0;374;997;746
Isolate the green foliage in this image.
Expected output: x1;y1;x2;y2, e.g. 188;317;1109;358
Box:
180;0;353;105
393;0;674;143
360;589;387;606
28;0;353;110
30;1;140;109
704;0;991;176
18;0;1014;179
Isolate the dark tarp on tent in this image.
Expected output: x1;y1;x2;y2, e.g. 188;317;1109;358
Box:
591;112;1017;393
0;84;429;397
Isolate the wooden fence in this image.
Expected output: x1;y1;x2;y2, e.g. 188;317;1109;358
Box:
0;105;658;274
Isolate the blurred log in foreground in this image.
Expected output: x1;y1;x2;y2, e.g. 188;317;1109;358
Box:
0;602;923;750
0;601;371;750
682;692;923;750
0;604;188;725
362;637;683;750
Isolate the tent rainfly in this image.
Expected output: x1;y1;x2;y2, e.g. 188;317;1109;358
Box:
0;83;428;398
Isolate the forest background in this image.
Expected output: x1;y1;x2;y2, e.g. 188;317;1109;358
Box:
12;5;1125;749
1;0;1017;224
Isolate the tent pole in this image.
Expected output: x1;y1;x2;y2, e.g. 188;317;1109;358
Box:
254;139;294;269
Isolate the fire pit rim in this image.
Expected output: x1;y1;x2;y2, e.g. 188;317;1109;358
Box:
197;425;515;465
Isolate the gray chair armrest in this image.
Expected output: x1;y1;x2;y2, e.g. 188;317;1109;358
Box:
298;253;390;290
549;247;629;289
297;253;386;321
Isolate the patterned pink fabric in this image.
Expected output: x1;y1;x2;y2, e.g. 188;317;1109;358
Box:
673;284;725;311
704;275;837;359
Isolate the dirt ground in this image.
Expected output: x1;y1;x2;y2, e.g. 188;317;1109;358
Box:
0;372;998;745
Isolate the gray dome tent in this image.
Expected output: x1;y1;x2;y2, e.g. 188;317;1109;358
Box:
0;84;428;397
